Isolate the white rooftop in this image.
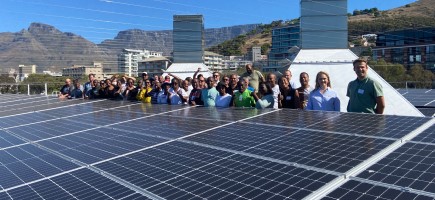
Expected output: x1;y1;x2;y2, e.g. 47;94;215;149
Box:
162;63;212;80
287;49;423;117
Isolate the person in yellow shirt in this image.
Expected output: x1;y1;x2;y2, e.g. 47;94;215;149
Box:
136;80;153;103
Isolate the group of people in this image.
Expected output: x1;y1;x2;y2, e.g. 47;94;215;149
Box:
58;58;385;114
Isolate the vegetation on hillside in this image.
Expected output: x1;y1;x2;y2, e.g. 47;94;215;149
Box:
350;8;380;17
207;19;299;56
369;59;434;88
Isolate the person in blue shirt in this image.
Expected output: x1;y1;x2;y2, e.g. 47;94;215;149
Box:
83;74;95;99
201;77;218;107
306;71;340;112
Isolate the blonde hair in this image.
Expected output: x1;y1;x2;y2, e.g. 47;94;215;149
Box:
315;71;332;90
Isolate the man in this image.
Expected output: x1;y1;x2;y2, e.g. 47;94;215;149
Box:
267;73;281;109
229;74;239;95
240;64;265;92
212;72;221;85
58;78;73;99
284;70;299;89
233;77;255;107
83;74;95;99
201;77;218;107
70;79;83;99
198;76;207;89
189;79;204;106
347;58;385;114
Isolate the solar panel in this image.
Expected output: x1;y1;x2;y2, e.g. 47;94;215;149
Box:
0;96;433;199
323;180;433;200
356;142;435;194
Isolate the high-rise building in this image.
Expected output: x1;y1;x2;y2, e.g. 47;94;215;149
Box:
173;15;204;63
372;28;435;71
118;49;163;77
18;65;37;81
267;25;300;71
245;47;262;62
300;0;348;49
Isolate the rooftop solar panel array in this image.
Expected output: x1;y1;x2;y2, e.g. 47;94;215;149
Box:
0;94;434;199
400;89;435;107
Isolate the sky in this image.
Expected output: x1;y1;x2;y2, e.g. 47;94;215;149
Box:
1;0;417;43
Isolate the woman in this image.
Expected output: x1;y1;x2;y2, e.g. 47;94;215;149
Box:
306;71;340;111
215;82;232;108
136;79;152;103
123;78;138;101
279;77;296;109
252;82;274;109
294;72;313;109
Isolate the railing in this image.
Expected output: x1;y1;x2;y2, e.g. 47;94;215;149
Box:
0;83;64;95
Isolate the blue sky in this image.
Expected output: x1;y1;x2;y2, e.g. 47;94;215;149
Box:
1;0;416;43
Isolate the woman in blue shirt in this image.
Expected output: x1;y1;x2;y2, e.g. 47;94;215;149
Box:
307;71;340;111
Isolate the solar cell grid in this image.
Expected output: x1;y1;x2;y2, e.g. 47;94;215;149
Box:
244;109;340;128
0;130;25;149
95;141;337;200
412;125;435;143
357;142;435;194
0;144;79;190
307;112;431;139
323;180;434;200
165;107;271;122
0;99;85;117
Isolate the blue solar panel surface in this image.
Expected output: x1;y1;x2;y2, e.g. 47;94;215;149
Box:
0;94;434;199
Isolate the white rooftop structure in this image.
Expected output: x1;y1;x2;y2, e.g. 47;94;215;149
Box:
286;49;423;117
162;63;212;80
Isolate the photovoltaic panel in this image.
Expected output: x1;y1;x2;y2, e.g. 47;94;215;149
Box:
36;127;168;164
243;109;341;129
0;168;150;200
0;144;79;190
306;112;432;139
95;141;338;200
412;124;435;143
0;96;433;199
0;130;26;148
356;142;435;194
323;180;434;200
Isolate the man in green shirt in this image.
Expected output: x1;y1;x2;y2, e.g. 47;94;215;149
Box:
240;64;265;92
233;77;256;107
347;58;385;114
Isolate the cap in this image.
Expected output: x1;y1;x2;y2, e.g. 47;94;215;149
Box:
142;72;148;76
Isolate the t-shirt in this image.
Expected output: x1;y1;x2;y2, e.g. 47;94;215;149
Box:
169;88;183;105
148;89;161;104
60;85;72;95
157;91;168;104
201;87;219;107
240;70;264;92
271;85;280;109
83;82;92;98
189;89;203;105
215;94;232;108
347;77;383;114
70;88;83;99
234;89;255;107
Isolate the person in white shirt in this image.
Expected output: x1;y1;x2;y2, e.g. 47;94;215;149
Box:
266;73;281;109
215;82;232;108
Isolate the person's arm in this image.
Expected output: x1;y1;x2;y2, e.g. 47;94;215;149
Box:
334;94;341;112
257;71;265;83
193;67;201;79
375;96;385;114
306;93;313;110
168;73;182;82
294;89;300;109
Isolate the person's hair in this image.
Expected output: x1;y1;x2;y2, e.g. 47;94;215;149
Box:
185;77;192;83
259;82;273;95
216;82;226;91
221;75;229;82
88;73;95;78
300;72;309;78
315;71;332;90
353;58;368;66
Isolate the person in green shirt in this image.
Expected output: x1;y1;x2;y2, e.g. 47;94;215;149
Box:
347;58;385;114
233;77;256;107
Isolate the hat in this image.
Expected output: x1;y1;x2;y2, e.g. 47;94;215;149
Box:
142;72;148;76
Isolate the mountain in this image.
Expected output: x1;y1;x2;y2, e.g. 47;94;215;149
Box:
0;23;259;72
0;23;113;72
98;24;259;56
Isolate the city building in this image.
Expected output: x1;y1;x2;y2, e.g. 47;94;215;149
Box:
18;65;37;81
118;49;163;77
245;46;262;62
204;51;224;71
372;28;435;71
267;25;300;71
163;15;211;80
300;0;348;49
138;57;172;75
42;71;62;77
62;62;104;80
173;15;204;63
